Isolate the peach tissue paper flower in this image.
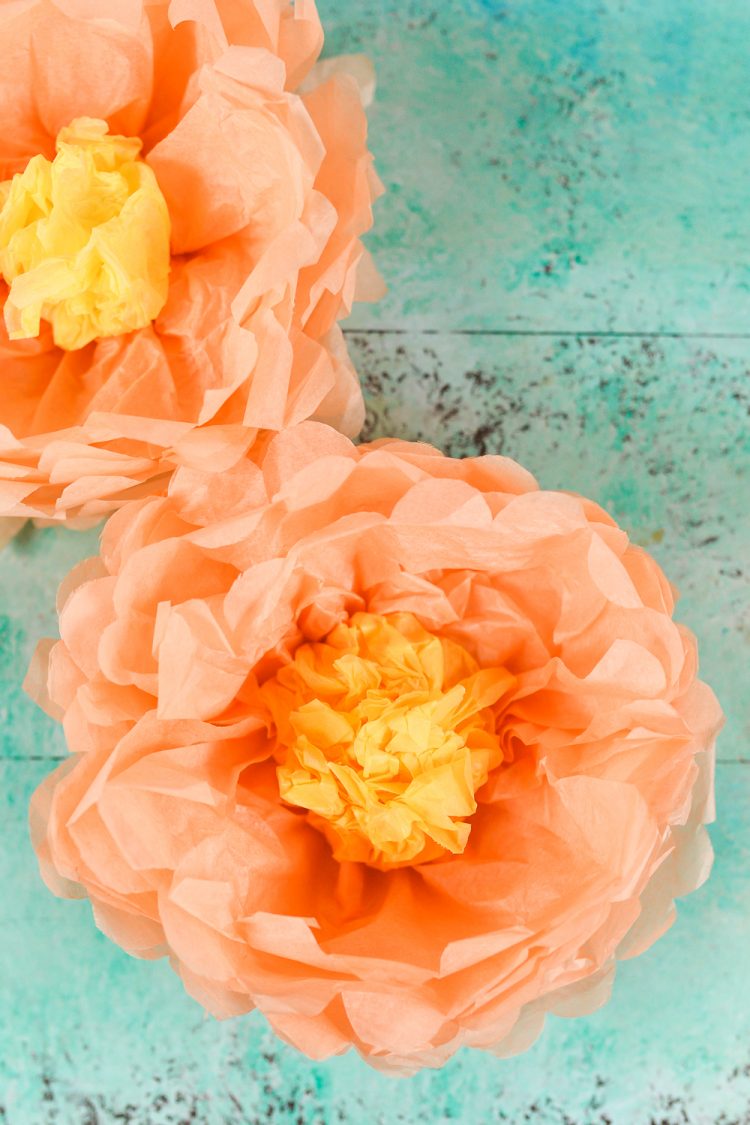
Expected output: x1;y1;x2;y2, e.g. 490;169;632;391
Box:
0;0;382;528
28;422;723;1073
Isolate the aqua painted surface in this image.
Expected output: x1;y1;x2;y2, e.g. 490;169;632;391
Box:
1;1;749;1121
337;0;750;334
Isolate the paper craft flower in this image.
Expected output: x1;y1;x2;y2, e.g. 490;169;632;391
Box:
29;423;722;1073
0;0;381;525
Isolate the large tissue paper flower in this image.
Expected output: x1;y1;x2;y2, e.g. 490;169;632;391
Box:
29;423;722;1073
0;0;381;526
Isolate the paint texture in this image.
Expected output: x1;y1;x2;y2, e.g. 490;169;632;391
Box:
1;0;748;1120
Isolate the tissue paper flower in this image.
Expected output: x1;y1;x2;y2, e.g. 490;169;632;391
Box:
29;423;722;1073
0;0;381;525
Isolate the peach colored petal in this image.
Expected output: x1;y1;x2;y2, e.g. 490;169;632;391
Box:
170;0;323;89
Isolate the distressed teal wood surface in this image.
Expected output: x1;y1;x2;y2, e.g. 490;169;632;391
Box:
2;0;749;1122
332;0;750;333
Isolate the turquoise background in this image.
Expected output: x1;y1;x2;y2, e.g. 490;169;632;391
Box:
2;1;749;1120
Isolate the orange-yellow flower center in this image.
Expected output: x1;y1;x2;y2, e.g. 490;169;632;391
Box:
0;117;170;351
262;612;514;870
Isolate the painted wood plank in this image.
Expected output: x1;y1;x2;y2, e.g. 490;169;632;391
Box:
322;0;750;333
3;332;744;765
2;757;748;1123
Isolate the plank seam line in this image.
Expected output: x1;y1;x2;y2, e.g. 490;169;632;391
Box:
344;328;750;340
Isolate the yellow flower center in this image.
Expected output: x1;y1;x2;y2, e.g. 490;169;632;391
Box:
0;117;170;351
262;612;514;869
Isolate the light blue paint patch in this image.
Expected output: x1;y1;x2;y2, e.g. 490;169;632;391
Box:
0;525;100;760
